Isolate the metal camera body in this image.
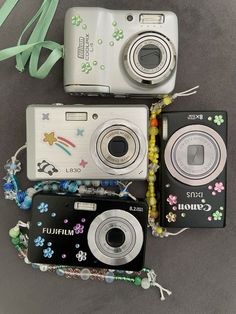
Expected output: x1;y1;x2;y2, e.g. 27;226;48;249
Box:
159;112;227;228
26;104;148;180
64;7;178;96
28;194;148;271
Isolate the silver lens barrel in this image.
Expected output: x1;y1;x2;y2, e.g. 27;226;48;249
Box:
124;32;176;85
91;119;146;175
87;209;143;266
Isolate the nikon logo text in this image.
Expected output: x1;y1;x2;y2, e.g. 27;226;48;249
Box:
42;228;74;236
78;37;85;59
178;203;212;212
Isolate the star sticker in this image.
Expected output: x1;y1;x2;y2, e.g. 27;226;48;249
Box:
80;159;88;168
43;132;57;145
77;128;84;136
42;113;49;120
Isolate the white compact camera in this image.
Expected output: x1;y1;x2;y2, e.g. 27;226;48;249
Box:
26;104;148;180
64;7;178;97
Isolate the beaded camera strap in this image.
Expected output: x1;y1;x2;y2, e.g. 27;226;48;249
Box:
146;86;199;237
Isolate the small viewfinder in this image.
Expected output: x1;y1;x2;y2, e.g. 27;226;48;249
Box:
139;14;164;24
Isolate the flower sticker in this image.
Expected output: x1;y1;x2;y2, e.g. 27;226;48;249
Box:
212;210;223;221
81;62;92;74
166;212;177;223
76;250;87;262
167;194;177;206
213;115;224;126
71;15;83;26
214;182;224;193
43;247;54;258
112;28;124;41
37;202;48;213
34;236;45;247
73;223;84;234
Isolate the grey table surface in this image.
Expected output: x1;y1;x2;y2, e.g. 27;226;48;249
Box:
0;1;236;313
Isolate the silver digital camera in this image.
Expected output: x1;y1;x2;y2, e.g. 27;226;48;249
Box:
26;104;148;180
64;8;178;97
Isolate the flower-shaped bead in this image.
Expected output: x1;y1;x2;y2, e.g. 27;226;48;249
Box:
76;250;87;262
213;115;224;126
112;29;124;41
73;223;84;234
212;210;222;221
71;15;83;26
81;62;92;74
37;202;49;213
214;182;224;193
43;247;54;258
4;190;16;200
167;194;177;206
34;236;45;247
4;159;21;174
166;212;177;223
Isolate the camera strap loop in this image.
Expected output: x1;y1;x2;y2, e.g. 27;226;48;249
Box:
0;0;62;79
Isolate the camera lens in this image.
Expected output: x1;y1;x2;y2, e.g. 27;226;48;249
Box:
123;32;176;85
138;44;161;69
108;136;129;157
106;228;125;248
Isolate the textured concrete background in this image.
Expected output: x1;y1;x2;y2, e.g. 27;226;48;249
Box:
0;1;236;313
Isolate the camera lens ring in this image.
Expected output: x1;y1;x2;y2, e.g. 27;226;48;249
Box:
124;32;176;85
87;209;143;266
91;119;147;175
97;126;139;167
164;125;227;186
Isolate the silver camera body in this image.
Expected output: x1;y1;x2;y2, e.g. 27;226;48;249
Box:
26;104;148;180
64;7;178;96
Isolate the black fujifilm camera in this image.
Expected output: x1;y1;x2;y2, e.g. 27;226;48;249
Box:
28;194;148;271
159;111;227;228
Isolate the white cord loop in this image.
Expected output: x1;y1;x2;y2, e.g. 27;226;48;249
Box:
147;269;172;301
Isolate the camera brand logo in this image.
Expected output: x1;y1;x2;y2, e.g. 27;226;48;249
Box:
42;228;74;236
77;34;90;61
187;114;203;120
178;203;212;212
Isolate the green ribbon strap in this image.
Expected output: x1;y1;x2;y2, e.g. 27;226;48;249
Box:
0;0;63;79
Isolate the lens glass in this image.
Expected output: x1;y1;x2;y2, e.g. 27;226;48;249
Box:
138;44;161;69
106;228;125;248
108;136;129;157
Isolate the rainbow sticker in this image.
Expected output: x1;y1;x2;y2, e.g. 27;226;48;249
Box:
43;132;76;156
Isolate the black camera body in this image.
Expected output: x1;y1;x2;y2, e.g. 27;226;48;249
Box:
28;194;148;271
159;111;227;228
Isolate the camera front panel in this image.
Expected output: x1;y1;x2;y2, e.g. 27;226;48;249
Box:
159;112;227;228
64;8;178;96
26;104;148;180
28;194;148;271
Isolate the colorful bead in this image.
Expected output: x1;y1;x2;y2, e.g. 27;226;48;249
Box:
11;237;20;245
68;182;78;193
150;118;158;127
101;180;110;187
3;182;14;191
105;271;115;283
56;269;65;276
80;268;91;280
9;226;20;238
51;183;59;191
60;180;70;190
134;276;142;286
84;180;91;186
141;278;151;289
16;191;26;203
